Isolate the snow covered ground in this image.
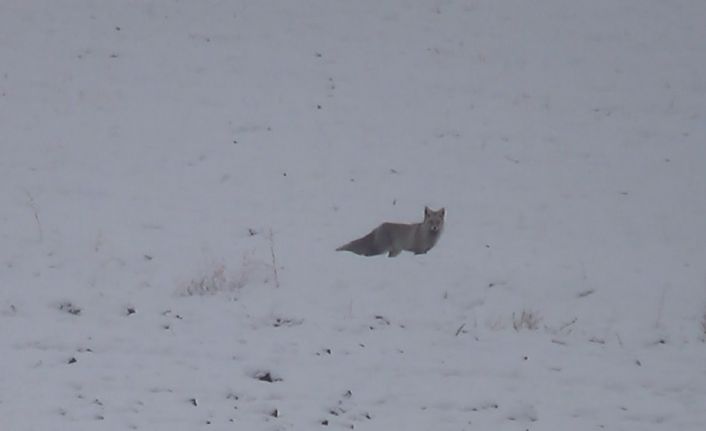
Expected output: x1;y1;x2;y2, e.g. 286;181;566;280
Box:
2;0;706;429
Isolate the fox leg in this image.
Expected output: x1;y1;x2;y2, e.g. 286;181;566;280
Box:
388;249;401;257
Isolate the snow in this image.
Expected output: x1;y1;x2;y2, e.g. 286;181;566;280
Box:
2;0;706;430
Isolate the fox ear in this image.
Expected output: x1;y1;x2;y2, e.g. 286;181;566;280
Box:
424;206;431;216
439;208;445;217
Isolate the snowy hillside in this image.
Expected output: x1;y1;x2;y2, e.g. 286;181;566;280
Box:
2;1;706;430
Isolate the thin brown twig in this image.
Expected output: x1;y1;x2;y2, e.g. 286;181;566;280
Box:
24;189;43;242
268;228;280;288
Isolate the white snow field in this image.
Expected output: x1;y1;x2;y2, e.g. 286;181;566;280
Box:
2;1;706;430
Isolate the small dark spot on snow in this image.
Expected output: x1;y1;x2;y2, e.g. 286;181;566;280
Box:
68;357;77;364
189;398;198;406
635;359;642;366
115;26;121;31
59;302;81;315
143;254;153;261
523;356;528;361
578;289;594;298
126;307;136;316
282;172;287;177
321;419;329;426
374;315;390;325
110;53;119;59
343;390;352;398
315;52;323;57
317;104;322;110
270;408;279;417
254;371;282;383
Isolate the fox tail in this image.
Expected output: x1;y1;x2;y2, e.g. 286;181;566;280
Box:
336;231;383;256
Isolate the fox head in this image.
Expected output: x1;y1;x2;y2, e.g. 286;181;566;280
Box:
423;206;445;234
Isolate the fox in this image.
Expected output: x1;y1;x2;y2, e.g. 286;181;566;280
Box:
336;207;445;257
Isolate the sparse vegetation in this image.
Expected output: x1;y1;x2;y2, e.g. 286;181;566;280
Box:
183;264;238;296
182;248;279;296
512;310;542;331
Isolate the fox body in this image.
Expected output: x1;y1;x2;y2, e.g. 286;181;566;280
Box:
337;207;445;257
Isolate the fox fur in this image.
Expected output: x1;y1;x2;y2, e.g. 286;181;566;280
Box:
336;207;445;257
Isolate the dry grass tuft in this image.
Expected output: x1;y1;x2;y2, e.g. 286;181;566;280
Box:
512;310;542;331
